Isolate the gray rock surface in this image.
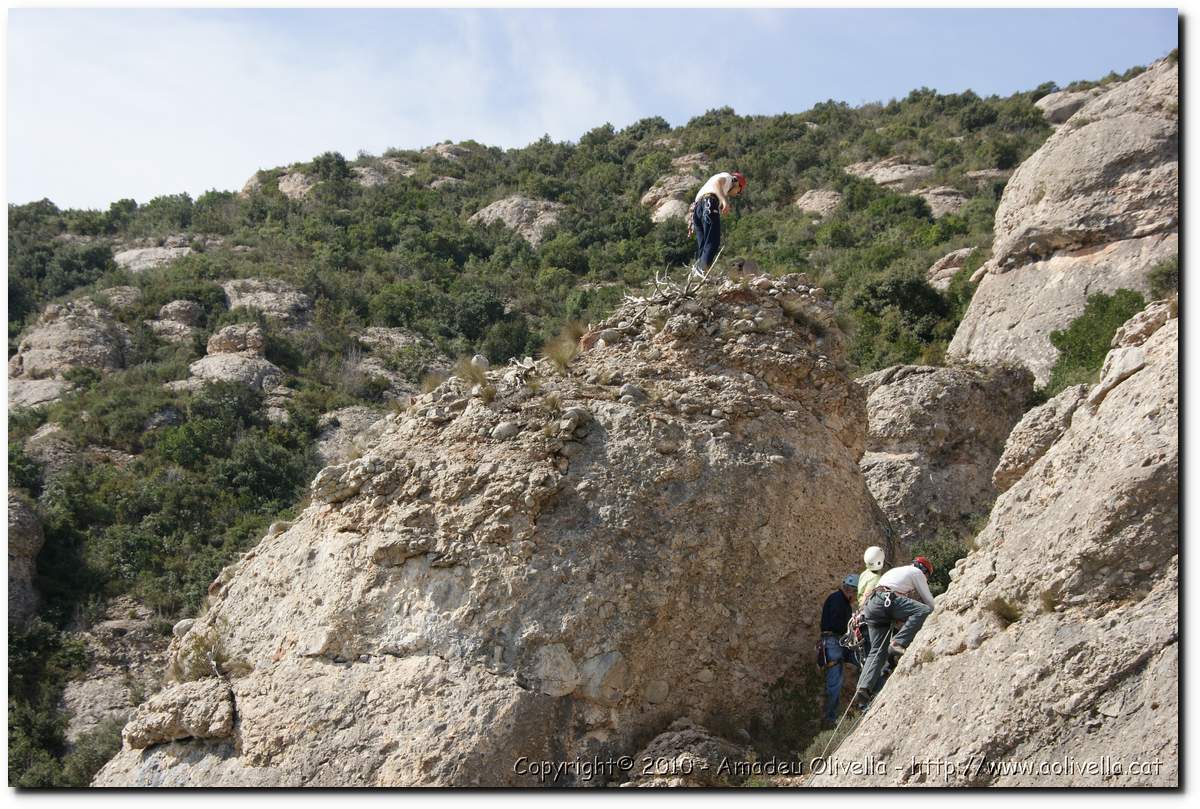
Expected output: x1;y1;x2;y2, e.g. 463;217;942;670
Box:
222;278;312;327
1035;86;1107;124
627;719;749;787
469;195;566;246
96;273;892;786
992;384;1089;493
812;307;1177;787
165;324;283;393
794;189;843;218
59;597;171;744
277;172;314;200
99;286;144;311
926;247;976;291
147;300;203;343
314;407;388;467
114;246;191;273
844;157;935;190
988;61;1176;273
950;58;1178;384
640;154;711;223
8;492;44;624
23;422;78;480
8;299;131;409
122;678;235;749
857;364;1034;552
915;186;969;218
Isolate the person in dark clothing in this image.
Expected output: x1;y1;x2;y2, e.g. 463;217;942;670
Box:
688;171;746;271
819;574;859;727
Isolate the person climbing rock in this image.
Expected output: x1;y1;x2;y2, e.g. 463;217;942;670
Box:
858;546;886;602
819;573;859;728
852;556;935;712
853;546;888;667
688;171;746;271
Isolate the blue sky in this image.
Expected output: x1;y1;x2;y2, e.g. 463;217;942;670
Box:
7;7;1178;210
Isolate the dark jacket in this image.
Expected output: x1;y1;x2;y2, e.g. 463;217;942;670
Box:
820;589;853;635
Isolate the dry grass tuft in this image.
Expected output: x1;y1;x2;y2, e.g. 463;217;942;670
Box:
453;356;487;387
541;322;586;374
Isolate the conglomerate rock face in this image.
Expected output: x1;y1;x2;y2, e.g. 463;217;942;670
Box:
8;298;132;409
950;57;1178;385
812;303;1178;787
856;364;1033;553
95;273;892;786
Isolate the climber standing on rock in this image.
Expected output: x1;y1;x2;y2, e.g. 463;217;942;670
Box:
688;170;746;272
819;573;860;728
852;557;935;713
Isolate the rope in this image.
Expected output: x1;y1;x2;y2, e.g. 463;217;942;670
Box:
815;626;895;763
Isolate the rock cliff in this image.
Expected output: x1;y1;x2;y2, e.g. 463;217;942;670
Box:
949;57;1177;385
812;302;1178;786
96;273;891;786
857;364;1033;553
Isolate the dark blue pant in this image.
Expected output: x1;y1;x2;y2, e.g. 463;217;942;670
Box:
821;636;845;724
693;195;720;270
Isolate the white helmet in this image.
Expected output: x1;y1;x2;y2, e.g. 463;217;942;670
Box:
863;546;885;572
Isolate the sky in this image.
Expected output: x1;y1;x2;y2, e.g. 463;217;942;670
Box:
6;7;1179;210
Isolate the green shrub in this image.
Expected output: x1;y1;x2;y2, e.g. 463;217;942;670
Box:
1148;255;1178;300
1045;289;1146;396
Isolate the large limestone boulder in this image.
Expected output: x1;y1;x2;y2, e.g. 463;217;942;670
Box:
221;278;311;327
8;492;44;624
8;299;132;409
147;300;203;343
96;273;891;786
857;364;1034;552
641;153;711;223
991;384;1089;493
844;157;935;190
1035;85;1107;124
469;196;565;247
425;142;471;161
122;678;235;750
813;305;1177;787
351;158;416;188
914;186;969;218
99;286;144;311
114;246;191;274
167;324;283;394
926;247;976;291
950;57;1177;385
794;189;843;218
59;596;172;744
277;172;314;200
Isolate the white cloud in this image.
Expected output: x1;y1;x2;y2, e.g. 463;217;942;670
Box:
6;9;647;209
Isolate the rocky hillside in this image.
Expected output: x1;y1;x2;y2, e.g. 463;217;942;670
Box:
95;274;892;786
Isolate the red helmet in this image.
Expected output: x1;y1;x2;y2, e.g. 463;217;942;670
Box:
913;557;934;577
731;171;747;191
